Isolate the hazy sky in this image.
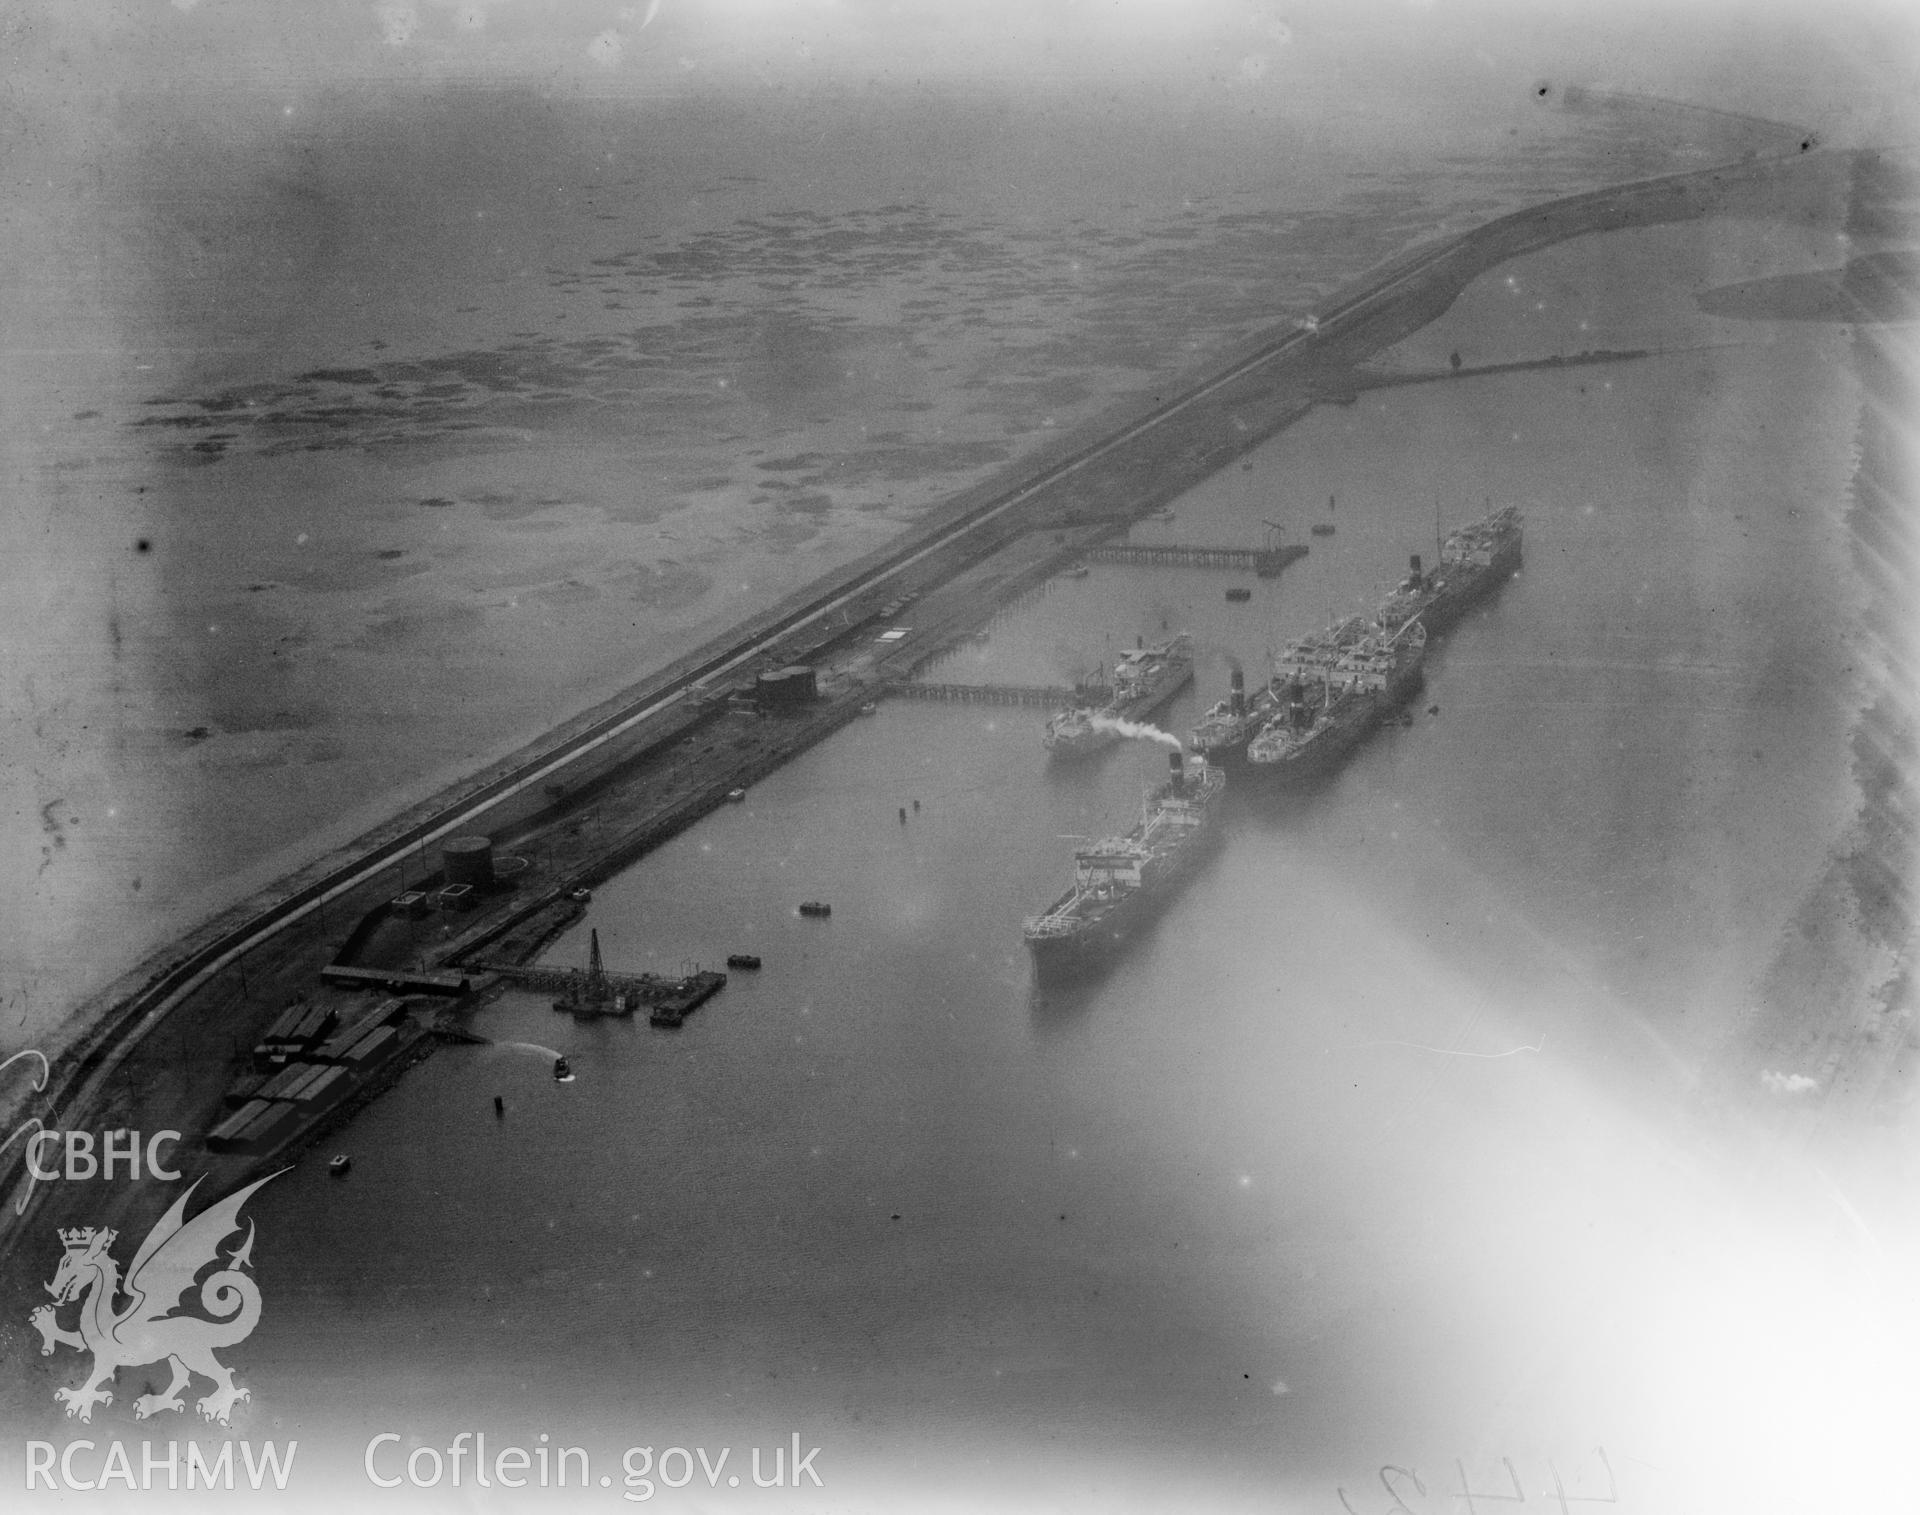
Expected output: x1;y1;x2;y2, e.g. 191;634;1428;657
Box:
2;0;1914;1038
9;1;1916;138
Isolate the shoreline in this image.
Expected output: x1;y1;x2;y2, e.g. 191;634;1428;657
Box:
0;144;1876;1257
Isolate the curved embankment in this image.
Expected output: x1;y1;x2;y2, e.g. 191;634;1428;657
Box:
1722;319;1917;1109
3;145;1863;1232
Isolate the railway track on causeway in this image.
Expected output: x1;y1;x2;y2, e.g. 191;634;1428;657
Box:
22;148;1804;1164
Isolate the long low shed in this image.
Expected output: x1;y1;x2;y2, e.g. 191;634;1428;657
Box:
320;965;471;995
331;1025;402;1072
293;1064;352;1113
314;1005;405;1063
255;1062;325;1102
206;1099;302;1156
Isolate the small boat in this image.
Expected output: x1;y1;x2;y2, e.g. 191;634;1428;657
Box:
726;953;762;970
1310;523;1336;538
1062;563;1090;579
858;702;877;715
798;901;831;918
568;887;592;902
1224;587;1252;602
328;1155;351;1177
725;787;747;803
553;1055;571;1080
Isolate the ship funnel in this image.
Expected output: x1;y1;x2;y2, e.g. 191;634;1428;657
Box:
1229;666;1245;715
1167;748;1185;794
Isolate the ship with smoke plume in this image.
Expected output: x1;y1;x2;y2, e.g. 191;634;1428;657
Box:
1043;635;1193;758
1024;749;1226;974
1189;663;1276;769
1190;505;1521;766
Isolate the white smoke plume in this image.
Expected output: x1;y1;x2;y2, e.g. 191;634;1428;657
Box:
1085;714;1182;751
1760;1069;1819;1095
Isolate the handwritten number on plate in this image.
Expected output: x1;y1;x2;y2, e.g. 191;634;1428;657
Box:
1548;1448;1617;1512
1455;1456;1526;1513
1379;1465;1428;1513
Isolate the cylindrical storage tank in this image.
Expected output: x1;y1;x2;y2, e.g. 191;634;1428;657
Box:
442;835;496;890
756;665;818;709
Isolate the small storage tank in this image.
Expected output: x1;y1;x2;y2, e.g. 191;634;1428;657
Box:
756;665;818;709
442;835;495;890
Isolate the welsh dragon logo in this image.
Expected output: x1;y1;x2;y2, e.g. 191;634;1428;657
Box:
28;1172;281;1425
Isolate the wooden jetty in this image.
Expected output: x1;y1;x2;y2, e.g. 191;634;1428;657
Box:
1086;542;1308;576
884;682;1112;709
475;929;725;1021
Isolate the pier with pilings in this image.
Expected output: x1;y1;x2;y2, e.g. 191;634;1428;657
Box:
475;930;726;1022
1085;542;1308;575
884;681;1112;709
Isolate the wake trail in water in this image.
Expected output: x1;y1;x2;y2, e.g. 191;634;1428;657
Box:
496;1041;565;1060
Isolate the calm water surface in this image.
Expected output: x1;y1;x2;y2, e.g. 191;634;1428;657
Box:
237;219;1868;1511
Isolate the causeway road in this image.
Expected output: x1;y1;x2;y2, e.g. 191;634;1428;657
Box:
13;146;1843;1204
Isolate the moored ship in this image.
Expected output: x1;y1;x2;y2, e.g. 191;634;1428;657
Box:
1244;616;1426;784
1024;750;1226;974
1191;617;1370;767
1189;666;1278;768
1376;505;1523;635
1044;635;1193;758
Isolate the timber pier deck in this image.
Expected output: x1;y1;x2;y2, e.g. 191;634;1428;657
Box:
1086;542;1308;575
474;932;727;1023
885;682;1112;709
12;147;1835;1249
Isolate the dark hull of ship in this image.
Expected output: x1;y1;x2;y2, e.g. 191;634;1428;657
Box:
1046;664;1195;759
1025;828;1220;978
1190;733;1257;772
1189;690;1278;769
1243;669;1425;788
1410;536;1523;636
1118;671;1192;723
